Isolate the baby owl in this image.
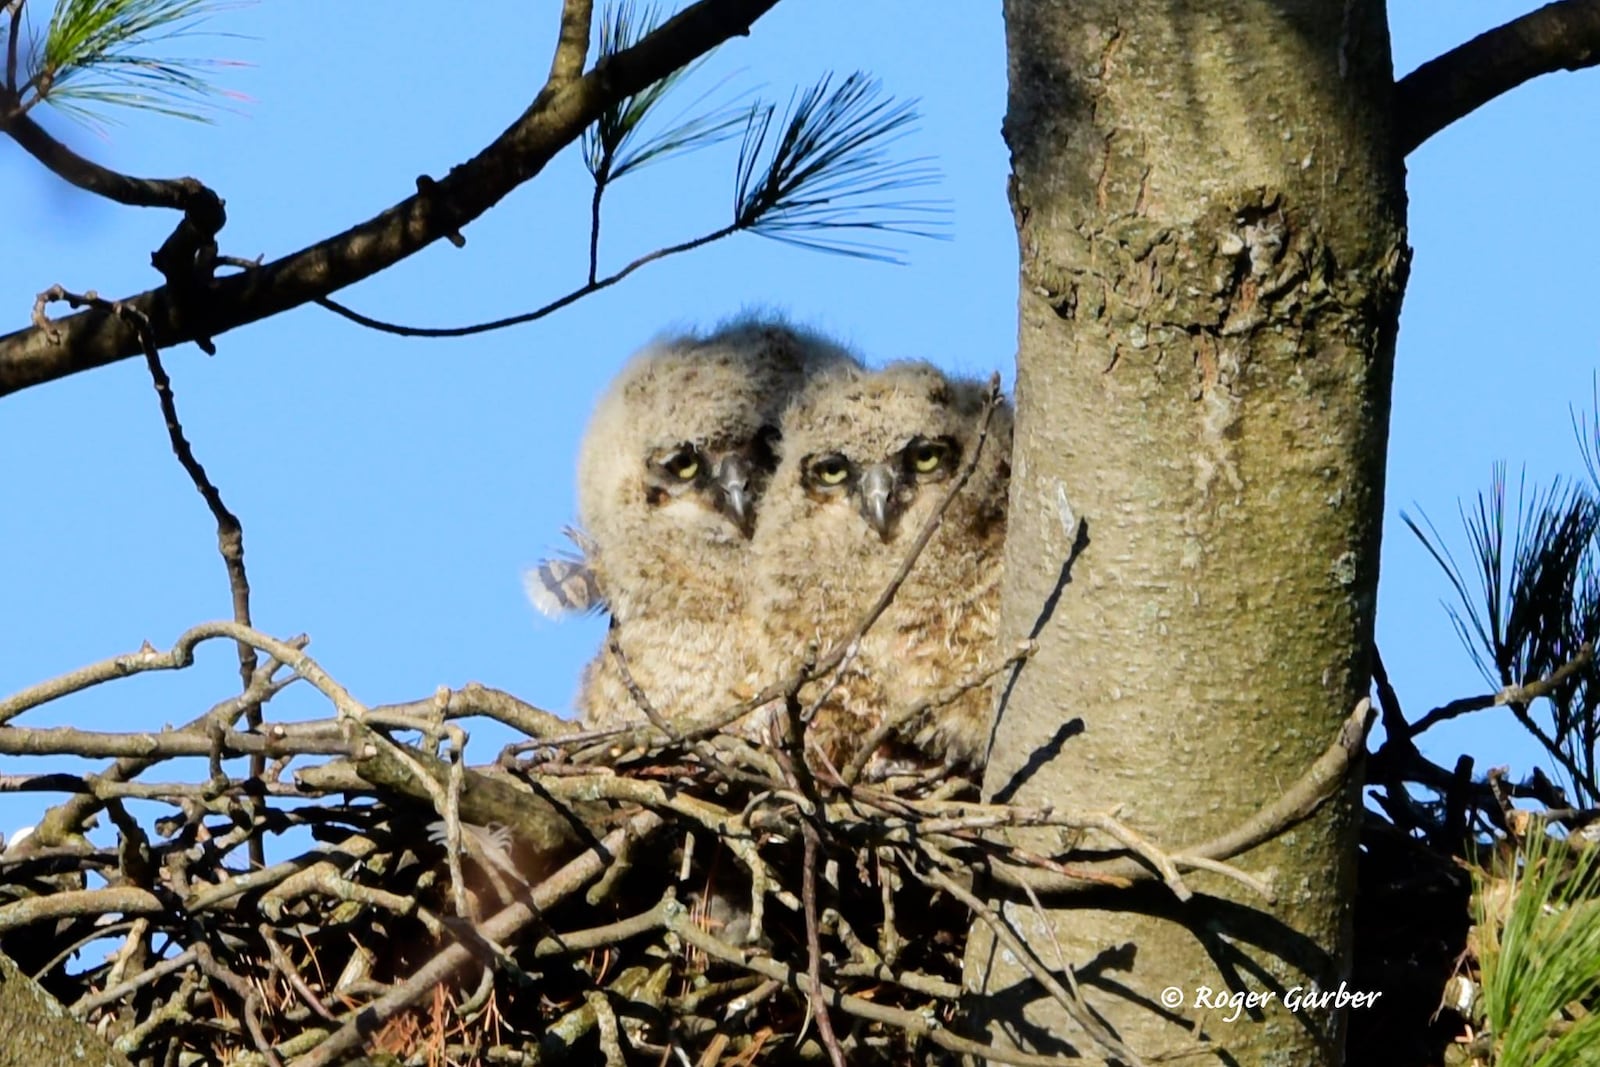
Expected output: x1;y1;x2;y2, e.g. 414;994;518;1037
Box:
555;319;859;731
750;360;1012;775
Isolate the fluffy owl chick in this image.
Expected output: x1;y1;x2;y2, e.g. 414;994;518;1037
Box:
572;320;859;732
751;360;1012;775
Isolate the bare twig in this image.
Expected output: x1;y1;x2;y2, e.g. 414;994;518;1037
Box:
1508;699;1600;801
376;683;572;740
34;288;258;689
70;946;200;1018
259;925;339;1024
910;845;1148;1067
841;639;1035;784
663;900;1088;1067
313;224;736;339
800;820;846;1067
34;285;265;858
604;627;684;742
601;628;780;794
0;724;351;760
989;700;1374;897
1;620;360;728
1404;641;1594;738
25;646;297;848
194;943;283;1067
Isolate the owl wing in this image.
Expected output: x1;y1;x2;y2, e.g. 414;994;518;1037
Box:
523;527;607;618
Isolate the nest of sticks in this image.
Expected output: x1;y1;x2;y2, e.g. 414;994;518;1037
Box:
0;613;1372;1067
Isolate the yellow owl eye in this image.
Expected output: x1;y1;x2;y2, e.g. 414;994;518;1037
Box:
911;442;945;473
812;456;850;486
662;449;700;480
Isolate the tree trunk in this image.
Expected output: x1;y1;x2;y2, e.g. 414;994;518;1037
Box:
968;3;1408;1064
0;948;135;1067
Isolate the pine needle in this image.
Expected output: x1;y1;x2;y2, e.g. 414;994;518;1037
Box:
733;71;946;263
582;0;745;185
26;0;247;125
1474;825;1600;1067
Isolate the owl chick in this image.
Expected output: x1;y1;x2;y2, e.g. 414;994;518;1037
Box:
750;360;1012;776
566;319;859;732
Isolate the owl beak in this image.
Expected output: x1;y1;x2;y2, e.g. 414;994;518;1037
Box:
859;464;900;539
714;454;755;535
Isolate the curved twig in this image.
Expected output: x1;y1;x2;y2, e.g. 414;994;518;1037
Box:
990;700;1374;897
1396;0;1600;155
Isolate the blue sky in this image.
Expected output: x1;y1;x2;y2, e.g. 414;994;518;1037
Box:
1;2;1596;840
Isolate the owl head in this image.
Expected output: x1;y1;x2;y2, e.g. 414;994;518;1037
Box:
575;319;857;618
767;360;1012;556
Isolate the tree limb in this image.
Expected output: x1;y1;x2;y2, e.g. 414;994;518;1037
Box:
0;0;781;398
548;0;595;85
1396;0;1600;156
0;101;218;212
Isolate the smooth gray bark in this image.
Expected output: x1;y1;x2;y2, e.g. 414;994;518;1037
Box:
969;3;1408;1064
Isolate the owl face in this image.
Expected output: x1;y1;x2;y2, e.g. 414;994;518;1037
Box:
573;321;859;621
800;433;961;541
772;361;999;550
635;425;780;540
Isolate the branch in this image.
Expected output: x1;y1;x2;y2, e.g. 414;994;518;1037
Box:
911;848;1149;1067
991;700;1374;897
345;740;610;860
97;285;269;863
0;723;350;760
312;223;735;338
5;2;20;93
841;639;1035;785
0;101;227;320
801;821;847;1067
0;101;219;213
0;620;357;726
548;0;595;85
0;0;782;398
1395;0;1600;156
0;884;165;936
137;313;256;679
1404;641;1594;738
373;682;574;740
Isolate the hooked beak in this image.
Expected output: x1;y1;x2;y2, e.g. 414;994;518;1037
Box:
858;463;900;540
715;454;755;536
